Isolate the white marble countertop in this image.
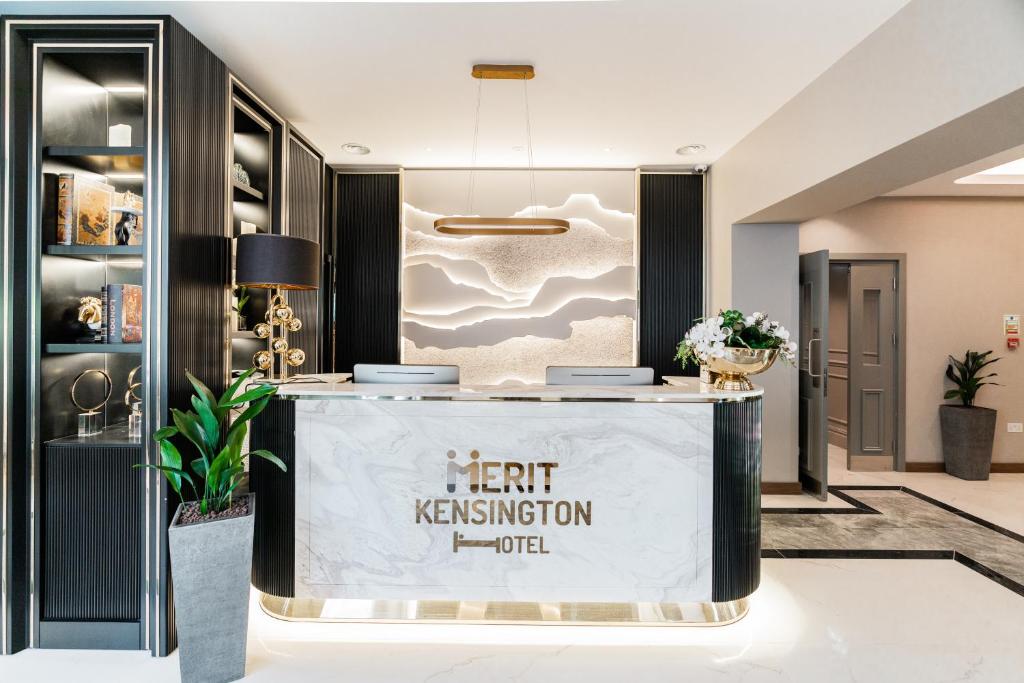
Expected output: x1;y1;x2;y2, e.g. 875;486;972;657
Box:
267;374;761;402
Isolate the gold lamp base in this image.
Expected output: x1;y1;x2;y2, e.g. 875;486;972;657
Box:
250;288;306;382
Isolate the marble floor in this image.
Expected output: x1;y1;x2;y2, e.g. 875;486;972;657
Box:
763;488;1024;595
764;445;1024;535
826;445;1024;535
3;558;1023;683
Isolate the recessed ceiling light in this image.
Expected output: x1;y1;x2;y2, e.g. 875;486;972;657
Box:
424;147;433;152
603;147;614;153
341;142;371;155
676;144;706;156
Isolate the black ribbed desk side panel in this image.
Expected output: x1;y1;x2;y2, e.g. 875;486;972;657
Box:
711;398;762;602
249;399;296;597
638;174;704;380
41;443;142;623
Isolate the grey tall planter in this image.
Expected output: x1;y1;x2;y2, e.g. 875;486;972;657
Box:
940;405;997;480
168;494;255;683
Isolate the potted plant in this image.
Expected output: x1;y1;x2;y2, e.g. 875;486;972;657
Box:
138;368;283;683
941;350;1000;480
232;285;250;331
675;309;797;390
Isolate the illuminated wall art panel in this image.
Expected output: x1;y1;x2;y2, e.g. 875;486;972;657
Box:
401;170;637;385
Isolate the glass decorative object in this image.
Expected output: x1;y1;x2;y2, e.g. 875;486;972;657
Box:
231;162;251;187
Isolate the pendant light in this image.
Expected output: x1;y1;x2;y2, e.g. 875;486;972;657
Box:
434;64;570;236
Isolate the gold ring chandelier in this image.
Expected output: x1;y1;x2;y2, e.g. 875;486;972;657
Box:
434;64;570;237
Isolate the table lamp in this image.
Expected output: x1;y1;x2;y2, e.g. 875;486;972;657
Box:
234;233;319;382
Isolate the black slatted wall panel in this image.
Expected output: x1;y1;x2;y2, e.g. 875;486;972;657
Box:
321;167;337;365
163;18;229;656
287;136;323;372
711;398;762;602
41;444;142;621
333;173;400;372
249;399;296;597
639;174;704;380
2;20;35;655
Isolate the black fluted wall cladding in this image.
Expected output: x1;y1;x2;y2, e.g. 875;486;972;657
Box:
286;137;325;371
639;174;705;380
712;397;763;602
332;173;401;372
164;16;230;656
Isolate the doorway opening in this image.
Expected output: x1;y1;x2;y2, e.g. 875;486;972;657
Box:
827;257;904;478
800;251;906;497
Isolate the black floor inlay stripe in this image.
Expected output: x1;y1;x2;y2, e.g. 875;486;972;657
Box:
761;486;1024;598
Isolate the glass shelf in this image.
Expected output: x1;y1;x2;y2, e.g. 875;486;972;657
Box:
44;423;141;447
232;179;265;202
45;343;142;354
43;145;145;175
45;245;143;261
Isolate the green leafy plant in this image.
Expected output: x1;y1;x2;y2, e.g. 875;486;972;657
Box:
232;285;250;317
137;368;284;516
944;350;1000;407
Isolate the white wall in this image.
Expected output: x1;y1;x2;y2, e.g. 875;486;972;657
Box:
732;224;800;483
709;0;1024;312
802;197;1024;465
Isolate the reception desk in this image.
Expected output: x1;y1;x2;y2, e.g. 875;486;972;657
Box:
249;378;762;625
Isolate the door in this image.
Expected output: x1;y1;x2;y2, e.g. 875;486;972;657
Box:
847;262;898;465
799;251;829;499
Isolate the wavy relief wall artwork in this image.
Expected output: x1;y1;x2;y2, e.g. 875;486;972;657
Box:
401;170;637;385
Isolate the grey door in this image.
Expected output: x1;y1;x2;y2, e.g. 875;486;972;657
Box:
799;250;829;499
847;262;897;463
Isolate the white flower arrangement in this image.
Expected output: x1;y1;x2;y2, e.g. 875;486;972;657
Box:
675;309;798;369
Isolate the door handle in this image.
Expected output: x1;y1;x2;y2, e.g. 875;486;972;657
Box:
807;338;822;379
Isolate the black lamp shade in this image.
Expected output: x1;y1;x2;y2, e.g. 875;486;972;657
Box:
235;233;320;290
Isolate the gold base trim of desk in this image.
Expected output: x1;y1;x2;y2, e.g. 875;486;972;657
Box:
259;594;749;627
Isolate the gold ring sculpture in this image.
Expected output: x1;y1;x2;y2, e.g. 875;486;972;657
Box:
70;368;113;413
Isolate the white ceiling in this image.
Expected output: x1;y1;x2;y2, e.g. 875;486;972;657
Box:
4;0;910;167
887;143;1024;197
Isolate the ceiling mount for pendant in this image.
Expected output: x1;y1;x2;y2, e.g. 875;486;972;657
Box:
435;63;570;237
471;64;535;80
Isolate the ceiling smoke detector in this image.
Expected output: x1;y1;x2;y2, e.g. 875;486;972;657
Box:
341;142;371;156
676;144;706;156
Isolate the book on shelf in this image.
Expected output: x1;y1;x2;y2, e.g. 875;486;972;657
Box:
54;173;116;246
102;284;143;343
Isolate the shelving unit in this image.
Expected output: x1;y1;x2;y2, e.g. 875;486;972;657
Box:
3;17;266;659
228;85;284;376
34;45;149;650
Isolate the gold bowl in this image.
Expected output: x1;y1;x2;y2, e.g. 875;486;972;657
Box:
704;348;779;391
